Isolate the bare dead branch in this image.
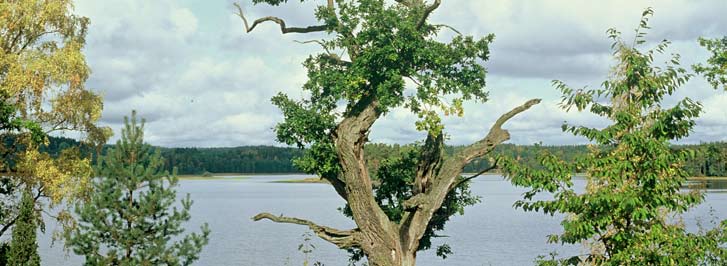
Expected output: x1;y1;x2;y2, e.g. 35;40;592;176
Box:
294;39;328;48
394;0;413;7
433;24;462;35
0;187;44;238
233;3;328;34
0;217;16;238
399;99;541;251
449;159;499;192
252;212;360;248
456;98;542;163
417;0;442;29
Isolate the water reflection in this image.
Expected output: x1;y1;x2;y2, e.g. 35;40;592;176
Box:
685;179;727;193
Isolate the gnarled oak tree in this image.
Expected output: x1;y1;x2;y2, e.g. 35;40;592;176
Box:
236;0;539;265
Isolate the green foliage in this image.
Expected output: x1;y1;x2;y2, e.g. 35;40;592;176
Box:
7;190;40;266
67;111;210;266
37;135;727;179
161;145;304;174
298;231;325;266
501;9;727;265
0;0;111;246
694;36;727;90
264;0;495;259
272;0;494;178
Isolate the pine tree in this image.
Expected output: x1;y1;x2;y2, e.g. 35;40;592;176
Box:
67;111;210;266
7;190;40;266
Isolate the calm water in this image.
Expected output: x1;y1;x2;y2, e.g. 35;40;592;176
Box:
37;175;727;266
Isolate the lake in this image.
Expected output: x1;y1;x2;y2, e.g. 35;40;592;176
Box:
38;175;727;266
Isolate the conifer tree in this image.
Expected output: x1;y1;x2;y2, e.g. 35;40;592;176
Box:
7;190;40;266
67;111;210;266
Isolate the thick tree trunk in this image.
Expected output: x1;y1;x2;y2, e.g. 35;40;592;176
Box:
254;97;541;266
366;246;416;266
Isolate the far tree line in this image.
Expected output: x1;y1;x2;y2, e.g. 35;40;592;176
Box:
37;136;727;177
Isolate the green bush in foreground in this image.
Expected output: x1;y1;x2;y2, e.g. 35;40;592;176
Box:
501;9;727;265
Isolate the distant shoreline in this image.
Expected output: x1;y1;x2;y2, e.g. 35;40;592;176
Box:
270;174;727;184
174;172;727;183
177;174;249;181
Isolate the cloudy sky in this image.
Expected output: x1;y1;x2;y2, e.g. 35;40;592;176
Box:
71;0;727;147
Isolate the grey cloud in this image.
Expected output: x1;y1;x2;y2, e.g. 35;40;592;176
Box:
74;0;727;147
487;50;611;80
434;0;727;80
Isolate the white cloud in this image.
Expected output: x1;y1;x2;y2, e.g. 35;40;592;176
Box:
170;8;199;38
73;0;727;147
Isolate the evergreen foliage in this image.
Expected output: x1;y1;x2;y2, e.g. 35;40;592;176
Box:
160;146;303;174
7;190;40;266
67;111;210;266
501;9;727;265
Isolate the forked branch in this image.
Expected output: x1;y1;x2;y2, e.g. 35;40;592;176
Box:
456;98;542;163
234;3;328;34
252;212;360;248
417;0;442;29
449;158;500;192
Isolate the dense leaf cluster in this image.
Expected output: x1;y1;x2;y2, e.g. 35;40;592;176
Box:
694;37;727;90
272;0;493;181
7;190;40;266
500;10;727;265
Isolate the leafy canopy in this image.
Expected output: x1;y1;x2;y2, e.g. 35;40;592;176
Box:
501;9;726;265
271;0;493;179
694;36;727;91
0;0;111;240
262;0;494;259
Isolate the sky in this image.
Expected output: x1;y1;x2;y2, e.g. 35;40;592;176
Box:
71;0;727;147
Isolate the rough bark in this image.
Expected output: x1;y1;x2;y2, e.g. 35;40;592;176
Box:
252;98;539;266
253;213;360;249
233;3;328;34
332;96;404;265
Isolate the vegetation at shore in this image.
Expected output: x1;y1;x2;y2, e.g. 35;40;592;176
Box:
41;136;727;178
66;112;209;265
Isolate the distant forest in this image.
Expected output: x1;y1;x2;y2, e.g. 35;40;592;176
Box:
44;136;727;177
